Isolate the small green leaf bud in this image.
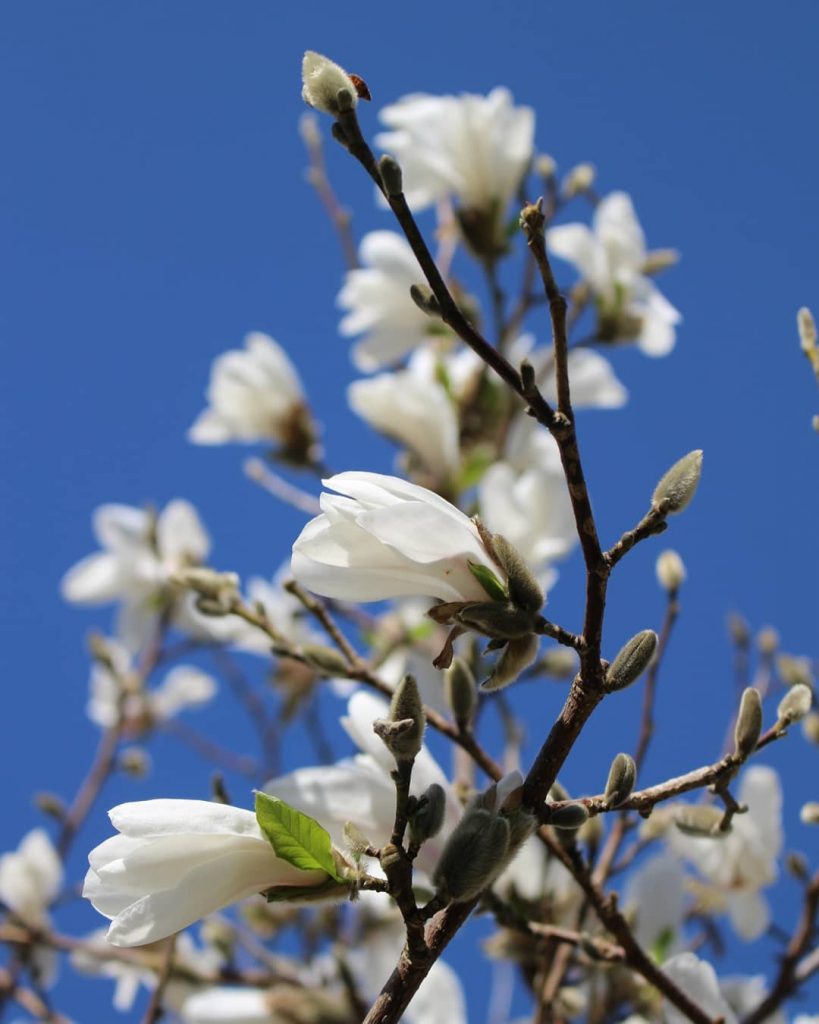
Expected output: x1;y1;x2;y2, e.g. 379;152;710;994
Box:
433;808;511;903
656;549;686;591
675;805;728;838
549;802;590;830
409;784;447;847
800;802;819;825
386;674;425;761
300;644;351;676
734;687;763;761
604;753;637;809
491;534;544;613
777;683;813;728
504;806;537;853
409;283;442;318
605;630;658;692
444;658;476;729
456;602;534;640
466;560;509;603
482;634;540;692
651;450;703;516
378;154;403;197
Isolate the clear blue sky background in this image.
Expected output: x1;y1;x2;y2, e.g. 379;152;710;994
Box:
1;2;817;1020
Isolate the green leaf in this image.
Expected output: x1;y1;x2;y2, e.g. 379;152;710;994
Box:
255;792;342;880
468;561;508;603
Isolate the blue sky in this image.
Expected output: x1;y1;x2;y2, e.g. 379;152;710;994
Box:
1;2;817;1020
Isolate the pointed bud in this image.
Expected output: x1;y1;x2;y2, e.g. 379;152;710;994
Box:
605;630;658;692
409;283;442;318
651;450;703;516
457;602;534;641
378;155;403;197
604;753;636;809
444;658;476;729
562;162;596;197
734;688;763;761
798;306;817;353
675;805;728;838
301;51;358;116
549;802;589;830
300;644;351;676
491;534;544;613
777;683;813;728
482;634;540;692
656;549;686;591
409;784;447;847
800;802;819;825
433;808;511;903
386;674;425;761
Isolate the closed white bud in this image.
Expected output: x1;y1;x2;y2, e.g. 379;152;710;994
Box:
777;683;813;727
802;711;819;744
651;450;703;516
800;802;819;825
301;51;358;116
797;306;817;353
562;162;596;196
656;549;686;591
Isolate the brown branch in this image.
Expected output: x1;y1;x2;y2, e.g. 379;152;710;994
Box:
635;585;681;774
140;936;176;1024
56;723;122;859
0;968;70;1024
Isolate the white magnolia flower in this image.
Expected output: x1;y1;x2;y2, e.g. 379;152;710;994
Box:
87;641;217;729
337;231;433;371
547;191;681;356
376;89;534;213
291;471;504;604
301;51;357;116
622;853;686;956
661;953;735;1024
0;829;62;925
84;800;331;947
267;691;462;882
348;348;460;482
61;500;210;649
668;765;783;940
188;332;309;448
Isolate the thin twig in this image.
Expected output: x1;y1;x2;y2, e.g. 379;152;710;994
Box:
244;458;322;516
140;936;176;1024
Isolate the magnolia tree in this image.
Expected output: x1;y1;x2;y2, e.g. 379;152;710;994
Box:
2;51;818;1024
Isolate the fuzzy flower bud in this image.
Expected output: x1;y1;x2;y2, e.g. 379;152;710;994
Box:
674;804;728;839
444;658;476;729
375;674;425;762
301;51;358;116
490;534;544;613
562;162;596;197
651;450;703;516
776;683;813;728
549;802;590;830
535;154;557;179
604;753;636;809
802;712;819;745
656;549;686;591
800;802;819;825
482;634;540;692
409;784;447;847
433;808;510;903
605;630;658;692
409;283;442;318
734;687;763;761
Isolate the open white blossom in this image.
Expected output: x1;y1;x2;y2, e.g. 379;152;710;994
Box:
0;829;62;925
84;800;331;946
348;348;460;482
301;51;357;115
291;471;505;604
337;231;434;371
188;332;311;451
61;500;210;649
668;765;783;940
547;191;681;355
661;953;736;1024
87;641;217;729
376;89;534;213
622;853;686;957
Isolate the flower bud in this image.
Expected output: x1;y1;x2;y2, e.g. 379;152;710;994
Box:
651;450;703;516
605;630;658;692
675;804;728;838
562;162;596;197
444;658;476;729
301;51;358;116
535;154;557;179
734;687;763;761
409;784;447;847
777;683;813;728
378;154;403;197
409;283;442;318
786;851;809;880
802;711;819;745
433;808;511;903
173;567;239;609
549;802;590;830
34;792;67;820
604;753;636;809
798;306;817;353
656;549;686;591
756;627;779;655
457;602;534;640
300;644;351;676
727;612;751;646
642;248;680;274
482;634;540;692
777;654;814;688
537;647;578;678
800;802;819;825
119;746;151;778
490;534;544;613
383;674;425;761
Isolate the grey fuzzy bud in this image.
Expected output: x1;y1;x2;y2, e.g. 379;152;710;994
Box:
802;712;819;744
651;450;703;516
300;644;351;676
433;808;511;903
378;155;403;197
444;658;476;729
549;802;590;830
777;683;813;727
675;804;728;838
605;630;658;692
604;753;636;809
409;283;442;317
491;534;544;613
457;602;535;641
386;674;425;761
734;687;763;761
409;784;446;846
482;634;540;692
